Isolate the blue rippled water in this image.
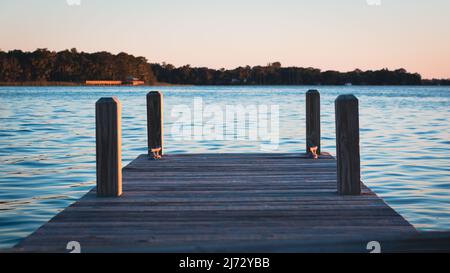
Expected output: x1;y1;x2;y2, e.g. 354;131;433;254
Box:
0;86;449;249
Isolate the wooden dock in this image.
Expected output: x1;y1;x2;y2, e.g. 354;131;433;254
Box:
15;152;420;253
11;90;450;252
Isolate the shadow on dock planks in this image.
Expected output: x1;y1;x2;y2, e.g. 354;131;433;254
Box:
14;153;425;253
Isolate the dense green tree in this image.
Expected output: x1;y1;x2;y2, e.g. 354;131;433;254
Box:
0;49;447;85
0;49;156;84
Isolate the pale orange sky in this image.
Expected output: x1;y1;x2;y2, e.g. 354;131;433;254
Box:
1;0;449;79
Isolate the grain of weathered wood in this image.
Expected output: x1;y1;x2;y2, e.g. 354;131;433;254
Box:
306;89;321;154
14;153;418;253
95;97;122;197
12;231;450;253
335;95;361;195
147;91;164;157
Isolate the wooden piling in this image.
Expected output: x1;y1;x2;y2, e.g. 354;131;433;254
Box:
147;91;164;158
335;94;361;195
306;89;321;155
95;97;122;197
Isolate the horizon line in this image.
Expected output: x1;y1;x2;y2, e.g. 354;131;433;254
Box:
3;47;450;81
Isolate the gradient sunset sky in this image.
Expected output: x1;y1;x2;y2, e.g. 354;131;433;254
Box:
1;0;449;79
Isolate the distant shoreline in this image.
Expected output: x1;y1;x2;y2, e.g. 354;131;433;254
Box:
0;82;448;87
0;82;192;87
2;49;450;86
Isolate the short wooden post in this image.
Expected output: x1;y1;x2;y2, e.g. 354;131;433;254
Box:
335;94;361;195
306;89;321;155
96;97;122;197
147;91;164;158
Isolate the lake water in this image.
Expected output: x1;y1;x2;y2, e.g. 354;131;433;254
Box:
0;86;449;249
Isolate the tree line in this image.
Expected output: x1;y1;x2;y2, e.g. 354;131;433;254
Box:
1;49;449;85
0;48;156;84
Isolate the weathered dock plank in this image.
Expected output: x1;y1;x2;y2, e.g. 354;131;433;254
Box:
14;153;417;253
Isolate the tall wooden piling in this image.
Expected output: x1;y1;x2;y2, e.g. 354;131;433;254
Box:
95;97;122;197
306;89;321;155
147;91;164;158
335;94;361;195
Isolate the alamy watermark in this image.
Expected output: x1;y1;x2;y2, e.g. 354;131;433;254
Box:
66;241;81;253
367;241;381;253
66;0;81;6
170;98;280;152
366;0;382;6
